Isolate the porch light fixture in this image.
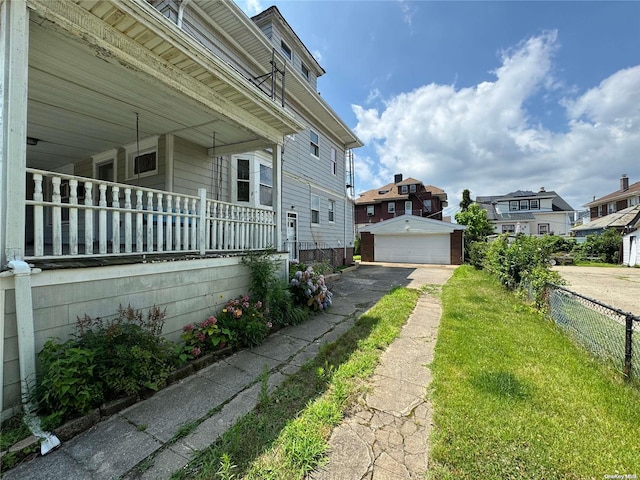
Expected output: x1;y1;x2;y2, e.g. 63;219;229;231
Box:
26;137;39;146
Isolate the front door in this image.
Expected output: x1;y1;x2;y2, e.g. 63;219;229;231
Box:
405;201;412;216
286;212;298;260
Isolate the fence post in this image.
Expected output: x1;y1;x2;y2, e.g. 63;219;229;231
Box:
624;314;633;380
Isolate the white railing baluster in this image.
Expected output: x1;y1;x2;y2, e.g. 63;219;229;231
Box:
191;198;197;250
84;182;94;254
156;193;164;252
166;194;173;252
198;189;206;255
146;191;154;252
33;174;44;256
174;195;182;251
136;190;144;253
69;179;78;255
98;183;108;254
124;188;132;253
52;176;62;256
112;187;120;254
205;200;211;251
182;197;189;250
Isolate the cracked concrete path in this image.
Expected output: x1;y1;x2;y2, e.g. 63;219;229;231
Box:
309;268;452;480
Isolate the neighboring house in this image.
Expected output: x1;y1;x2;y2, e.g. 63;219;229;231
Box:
572;204;640;239
0;1;360;419
477;188;575;236
584;174;640;220
355;174;448;233
359;216;465;265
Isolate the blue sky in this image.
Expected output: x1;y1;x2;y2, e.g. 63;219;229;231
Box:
240;1;640;217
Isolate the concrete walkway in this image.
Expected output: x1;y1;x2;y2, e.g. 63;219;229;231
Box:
309;265;453;480
4;263;454;480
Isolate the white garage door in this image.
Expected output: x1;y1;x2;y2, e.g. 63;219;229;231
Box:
375;234;450;264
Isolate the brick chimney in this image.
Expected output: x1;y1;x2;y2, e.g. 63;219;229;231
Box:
621;174;629;191
394;173;403;184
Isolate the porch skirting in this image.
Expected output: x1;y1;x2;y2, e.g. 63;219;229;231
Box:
1;253;288;419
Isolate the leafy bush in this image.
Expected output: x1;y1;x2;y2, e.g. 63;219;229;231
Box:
242;250;307;327
36;340;103;423
181;315;231;358
289;262;333;311
573;229;622;264
468;241;488;269
216;295;271;348
34;305;179;427
484;234;564;306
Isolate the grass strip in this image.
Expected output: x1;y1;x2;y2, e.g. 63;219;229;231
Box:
173;286;420;480
429;266;640;479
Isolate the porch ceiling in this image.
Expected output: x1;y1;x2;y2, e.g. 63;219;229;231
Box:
25;0;303;171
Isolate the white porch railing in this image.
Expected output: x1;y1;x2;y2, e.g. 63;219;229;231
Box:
25;168;275;259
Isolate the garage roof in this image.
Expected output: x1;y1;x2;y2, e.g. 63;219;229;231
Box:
360;216;466;234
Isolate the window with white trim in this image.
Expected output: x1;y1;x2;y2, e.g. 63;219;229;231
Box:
281;40;292;60
401;185;408;194
509;201;519;211
311;194;320;224
330;147;336;175
538;223;550;235
237;158;250;202
301;63;309;80
629;196;639;207
608;202;616;214
423;199;432;213
328;200;335;222
259;164;273;206
409;184;416;193
502;224;516;233
125;136;158;180
519;199;529;210
530;199;539;209
310;131;319;157
366;205;374;216
388;202;395;214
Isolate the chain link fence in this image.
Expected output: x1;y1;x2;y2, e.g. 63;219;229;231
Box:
546;284;640;381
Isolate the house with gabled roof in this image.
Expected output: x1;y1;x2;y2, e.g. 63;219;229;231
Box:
584;174;640;221
0;0;360;419
477;187;575;236
355;174;448;233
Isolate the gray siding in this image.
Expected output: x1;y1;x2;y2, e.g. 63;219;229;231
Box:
172;136;230;201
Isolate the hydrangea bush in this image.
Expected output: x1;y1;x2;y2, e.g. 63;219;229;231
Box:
289;262;333;311
216;295;272;347
181;315;231;358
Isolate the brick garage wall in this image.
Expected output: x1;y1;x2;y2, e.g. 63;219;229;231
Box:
360;232;374;262
450;230;464;265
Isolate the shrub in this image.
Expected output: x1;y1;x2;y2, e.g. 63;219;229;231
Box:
289;263;332;311
468;241;488;269
34;305;179;427
573;229;622;264
181;315;232;358
216;295;272;348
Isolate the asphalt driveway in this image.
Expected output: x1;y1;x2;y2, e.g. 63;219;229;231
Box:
553;265;640;316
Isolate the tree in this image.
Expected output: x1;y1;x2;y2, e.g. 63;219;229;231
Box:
455;203;494;260
459;189;473;212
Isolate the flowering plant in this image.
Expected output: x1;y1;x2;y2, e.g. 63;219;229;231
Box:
216;295;272;348
181;315;231;358
289;264;332;311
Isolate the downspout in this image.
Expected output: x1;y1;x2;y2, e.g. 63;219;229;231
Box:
3;260;60;454
177;0;194;28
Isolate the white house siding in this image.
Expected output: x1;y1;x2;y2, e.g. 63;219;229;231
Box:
1;254;287;415
623;232;639;267
532;212;572;236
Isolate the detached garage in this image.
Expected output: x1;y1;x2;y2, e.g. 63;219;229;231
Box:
360;216;466;265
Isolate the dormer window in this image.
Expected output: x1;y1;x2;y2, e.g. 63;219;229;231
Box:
409;184;416;193
530;199;539;209
509;201;519;211
401;185;408;194
519;199;529;210
301;63;309;80
281;41;292;60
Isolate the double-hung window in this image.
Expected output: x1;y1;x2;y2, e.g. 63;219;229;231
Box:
330;147;336;175
401;185;408;194
538;223;550;235
281;41;292;60
237;159;250;202
366;205;374;216
509;201;519;211
311;194;320;224
310;131;319;157
259;164;273;207
502;224;515;233
125;136;158;180
388;202;395;214
328;200;335;222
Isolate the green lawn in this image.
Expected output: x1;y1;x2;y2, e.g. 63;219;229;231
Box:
429;266;640;479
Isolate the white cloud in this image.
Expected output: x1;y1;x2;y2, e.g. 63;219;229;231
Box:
242;0;263;16
396;0;417;28
352;31;640;210
312;49;323;63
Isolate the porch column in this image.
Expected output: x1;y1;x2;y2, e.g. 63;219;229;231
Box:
0;0;29;268
272;143;283;250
